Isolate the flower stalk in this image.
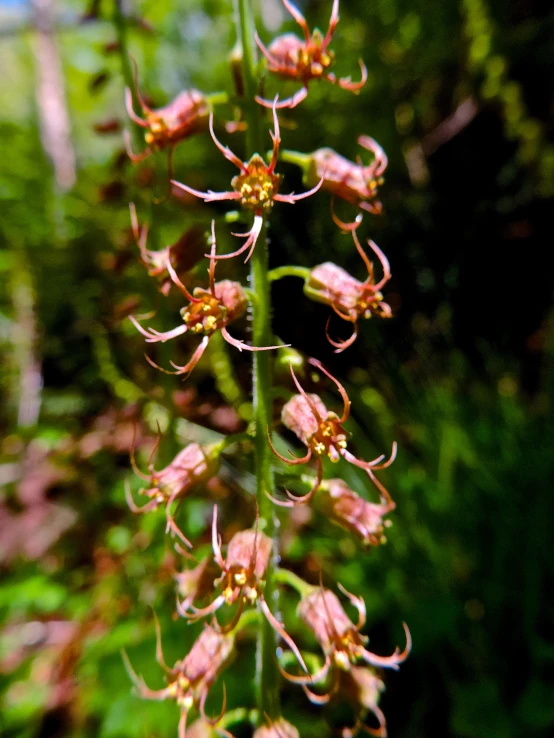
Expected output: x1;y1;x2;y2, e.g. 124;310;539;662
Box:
236;0;280;721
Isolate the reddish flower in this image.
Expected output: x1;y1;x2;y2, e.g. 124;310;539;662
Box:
182;507;307;673
302;136;387;225
281;586;409;715
129;203;204;296
304;231;392;351
255;0;367;109
268;359;396;505
124;63;209;164
339;667;387;737
130;221;283;376
124;624;233;738
315;478;395;547
125;432;219;547
171;101;322;262
253;717;299;738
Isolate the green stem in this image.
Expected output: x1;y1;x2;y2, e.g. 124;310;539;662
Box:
268;265;311;283
274;568;316;598
236;0;279;721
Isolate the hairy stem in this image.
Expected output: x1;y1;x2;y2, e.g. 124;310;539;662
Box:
236;0;280;721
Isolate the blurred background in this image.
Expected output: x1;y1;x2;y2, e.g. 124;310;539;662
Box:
1;1;553;737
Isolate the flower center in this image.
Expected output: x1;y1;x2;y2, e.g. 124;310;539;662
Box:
232;155;281;212
309;415;348;461
181;293;226;335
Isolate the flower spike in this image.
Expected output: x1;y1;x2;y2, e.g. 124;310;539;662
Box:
255;0;367;109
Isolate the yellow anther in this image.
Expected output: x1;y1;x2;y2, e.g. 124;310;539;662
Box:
182;312;192;323
202;303;212;313
178;695;194;710
178;676;190;689
145;132;154;145
224;586;235;604
313;441;326;455
244;586;258;604
203;315;217;331
334;650;351;671
337;439;348;449
191;323;204;333
234;571;247;586
322;426;333;438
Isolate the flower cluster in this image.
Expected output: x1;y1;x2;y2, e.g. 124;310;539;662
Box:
121;1;410;736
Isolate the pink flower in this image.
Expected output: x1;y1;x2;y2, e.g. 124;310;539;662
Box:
171;100;322;262
124;61;209;164
181;507;307;673
125;432;219;547
315;478;395;547
268;359;396;505
255;0;367;109
281;585;409;724
304;231;392;351
130;221;284;376
303;136;387;226
124;624;233;738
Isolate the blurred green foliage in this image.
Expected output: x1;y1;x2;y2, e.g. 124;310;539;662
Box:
0;1;553;737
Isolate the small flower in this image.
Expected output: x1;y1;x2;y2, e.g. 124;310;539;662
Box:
129;203;204;296
125;432;219;547
300;136;387;225
281;586;409;714
182;507;307;673
124;63;209;164
339;667;387;737
171;100;322;262
130;221;284;376
124;624;233;738
253;717;300;738
304;231;392;351
268;359;396;505
255;0;367;109
314;478;395;547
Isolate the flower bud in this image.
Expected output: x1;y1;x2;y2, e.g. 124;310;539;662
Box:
298;588;358;658
142;90;209;150
212;280;248;321
315;479;394;546
253;718;300;738
180;626;234;695
225;529;272;581
305;263;390;322
281;393;329;447
302;136;387;215
151;443;220;503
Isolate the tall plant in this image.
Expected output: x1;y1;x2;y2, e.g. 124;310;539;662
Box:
122;1;409;736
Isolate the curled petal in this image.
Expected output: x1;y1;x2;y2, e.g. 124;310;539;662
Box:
145;336;211;377
260;595;308;674
255;86;309;110
361;622;412;671
268;95;281;174
341;449;386;471
178;711;189;738
358;135;388;177
278;654;331;685
208;110;247;172
288;362;325;422
337;582;366;630
283;0;311;42
165;254;201;303
325;315;358;353
282;458;322;505
171;178;242;203
125;87;148;127
166;499;193;548
153;611;173;674
254;32;277;67
267;428;313;466
201;682;227;726
221;326;287;353
122;651;172;701
335;59;368;92
124;130;151;164
218;214;264;263
302;671;339;705
125;479;160;514
186;594;227;622
351;230;391;292
331;198;363;231
308;358;351;423
212;505;226;569
274;173;324;204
